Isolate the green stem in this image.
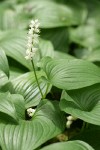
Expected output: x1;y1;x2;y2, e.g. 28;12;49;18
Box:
31;59;44;99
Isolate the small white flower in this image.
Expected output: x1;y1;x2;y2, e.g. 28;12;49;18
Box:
27;43;32;48
34;28;40;33
30;21;35;27
34;19;39;23
29;29;34;35
25;19;40;60
27;108;36;117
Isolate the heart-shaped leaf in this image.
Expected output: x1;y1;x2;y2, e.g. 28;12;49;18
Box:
60;84;100;125
0;99;65;150
41;57;100;90
11;71;51;107
40;140;94;150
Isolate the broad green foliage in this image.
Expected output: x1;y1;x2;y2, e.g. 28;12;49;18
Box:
0;97;65;150
0;30;55;70
11;71;51;107
41;57;100;90
40;140;94;150
0;0;100;149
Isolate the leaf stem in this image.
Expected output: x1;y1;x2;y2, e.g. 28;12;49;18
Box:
31;59;44;99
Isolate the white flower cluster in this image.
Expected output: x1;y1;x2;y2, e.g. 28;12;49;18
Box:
27;108;36;117
25;19;40;60
66;115;77;128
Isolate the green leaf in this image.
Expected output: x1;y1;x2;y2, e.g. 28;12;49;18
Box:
0;99;65;150
40;140;94;150
26;0;87;28
11;71;51;107
0;30;32;70
41;57;100;90
0;48;9;77
60;84;100;125
73;130;100;150
0;92;18;123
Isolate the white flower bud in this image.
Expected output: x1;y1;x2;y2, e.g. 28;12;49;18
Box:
66;120;73;128
29;29;33;35
26;49;30;55
27;108;36;117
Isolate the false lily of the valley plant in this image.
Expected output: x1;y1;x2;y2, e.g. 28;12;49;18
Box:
0;0;100;150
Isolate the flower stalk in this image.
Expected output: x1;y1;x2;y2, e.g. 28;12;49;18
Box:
25;19;44;99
